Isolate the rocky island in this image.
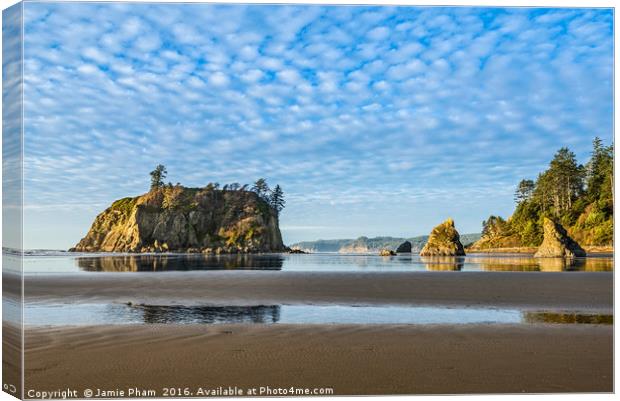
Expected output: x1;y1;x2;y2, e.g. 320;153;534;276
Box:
419;218;466;256
71;166;286;253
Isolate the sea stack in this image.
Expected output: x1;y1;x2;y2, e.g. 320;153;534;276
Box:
419;218;466;256
71;186;285;253
534;217;586;258
396;241;412;253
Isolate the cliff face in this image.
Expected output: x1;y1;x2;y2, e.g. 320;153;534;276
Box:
534;218;586;258
71;186;285;253
419;218;466;256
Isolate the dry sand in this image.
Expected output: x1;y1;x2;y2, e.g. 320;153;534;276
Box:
21;323;612;396
19;271;613;311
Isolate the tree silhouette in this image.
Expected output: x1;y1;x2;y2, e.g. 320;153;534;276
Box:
270;185;285;216
252;178;270;200
149;164;167;190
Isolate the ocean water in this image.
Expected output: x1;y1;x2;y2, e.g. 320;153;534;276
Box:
8;252;612;327
16;301;613;326
18;251;614;274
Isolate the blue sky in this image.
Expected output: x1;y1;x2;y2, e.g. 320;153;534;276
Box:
19;3;613;249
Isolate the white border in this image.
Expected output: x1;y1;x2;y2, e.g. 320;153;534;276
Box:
0;2;616;401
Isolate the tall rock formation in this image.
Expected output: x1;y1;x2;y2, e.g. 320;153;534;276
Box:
71;186;285;253
533;218;586;258
419;218;466;256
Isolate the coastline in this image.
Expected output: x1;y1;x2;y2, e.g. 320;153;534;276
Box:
22;323;612;395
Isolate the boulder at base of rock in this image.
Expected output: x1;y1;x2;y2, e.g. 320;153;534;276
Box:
396;241;412;253
380;249;396;256
534;218;586;258
419;218;466;256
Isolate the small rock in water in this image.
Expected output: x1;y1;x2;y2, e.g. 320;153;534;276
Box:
396;241;412;253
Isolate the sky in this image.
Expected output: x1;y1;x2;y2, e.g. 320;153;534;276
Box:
16;3;613;249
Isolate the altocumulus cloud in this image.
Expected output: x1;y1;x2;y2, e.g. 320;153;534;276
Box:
19;4;612;247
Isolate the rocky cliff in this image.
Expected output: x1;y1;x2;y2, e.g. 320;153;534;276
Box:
534;218;586;258
419;218;466;256
71;186;285;253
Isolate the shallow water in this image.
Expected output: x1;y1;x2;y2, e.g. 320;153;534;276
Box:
20;302;613;326
11;252;612;327
20;252;614;273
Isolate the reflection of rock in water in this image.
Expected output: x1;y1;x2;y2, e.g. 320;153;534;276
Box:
473;256;540;272
473;256;613;272
583;258;613;272
76;254;284;272
535;257;614;272
536;257;569;272
420;256;464;271
133;305;281;324
523;311;612;325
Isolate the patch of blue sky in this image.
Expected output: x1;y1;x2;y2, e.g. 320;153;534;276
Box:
19;4;613;248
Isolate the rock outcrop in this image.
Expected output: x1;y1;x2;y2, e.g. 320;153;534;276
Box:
288;248;307;254
379;249;396;256
419;218;466;256
71;186;285;253
396;241;412;253
534;218;586;258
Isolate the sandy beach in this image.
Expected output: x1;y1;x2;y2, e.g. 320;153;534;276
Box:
13;270;613;396
20;271;613;310
21;323;612;395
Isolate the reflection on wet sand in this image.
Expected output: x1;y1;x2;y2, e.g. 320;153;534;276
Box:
523;311;613;325
77;254;284;272
420;257;464;271
127;304;613;326
472;256;613;272
133;304;281;324
68;253;612;273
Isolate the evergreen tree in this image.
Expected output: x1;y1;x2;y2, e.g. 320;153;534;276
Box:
252;178;270;199
514;179;535;204
586;137;613;202
537;147;584;216
270;185;285;215
149;164;167;190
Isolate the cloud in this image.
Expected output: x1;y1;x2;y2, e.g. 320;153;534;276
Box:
20;4;613;248
209;71;230;87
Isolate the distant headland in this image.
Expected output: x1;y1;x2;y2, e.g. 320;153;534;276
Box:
468;138;613;252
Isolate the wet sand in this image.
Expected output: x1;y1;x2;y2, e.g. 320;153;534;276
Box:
13;271;614;396
18;271;613;311
22;323;612;395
